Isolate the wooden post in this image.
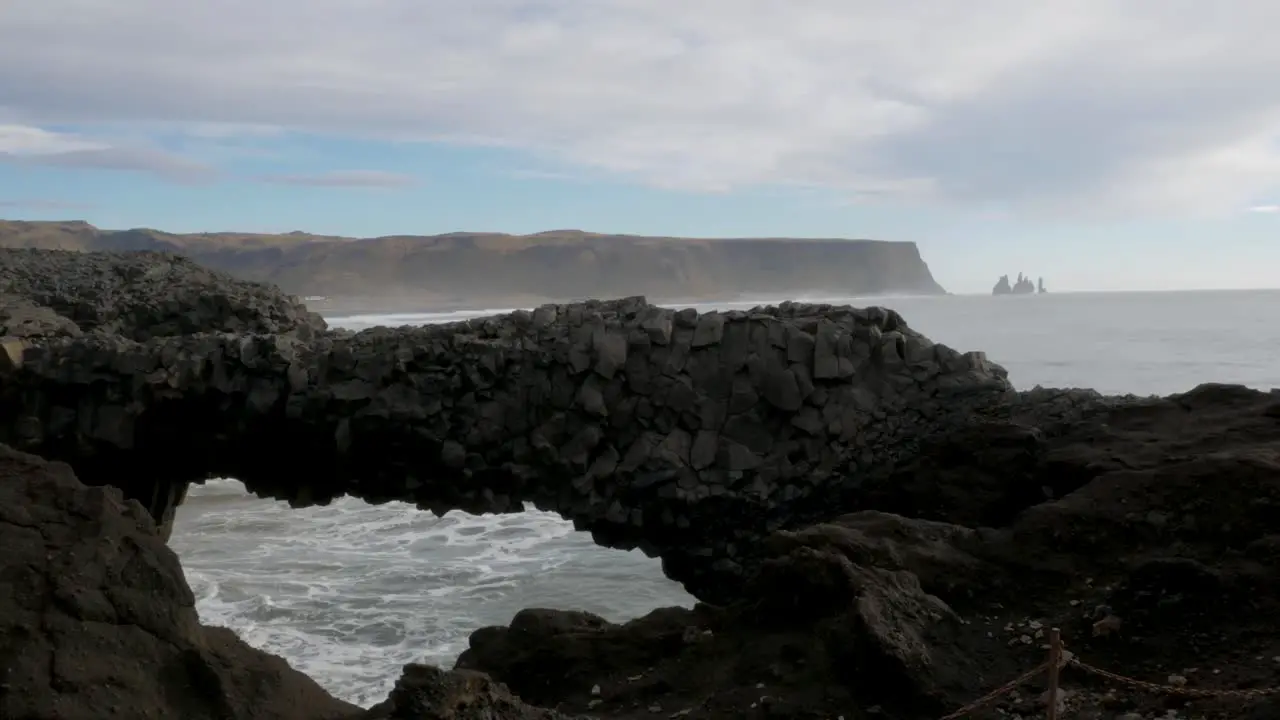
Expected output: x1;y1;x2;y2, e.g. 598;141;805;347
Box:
1046;627;1062;720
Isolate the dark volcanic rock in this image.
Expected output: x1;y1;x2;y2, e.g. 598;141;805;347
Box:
0;248;326;341
0;249;1012;603
868;420;1050;527
0;444;361;720
457;383;1280;719
458;514;991;719
362;664;577;720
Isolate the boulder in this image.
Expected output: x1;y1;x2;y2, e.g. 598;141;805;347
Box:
0;248;325;341
0;444;361;720
361;664;577;720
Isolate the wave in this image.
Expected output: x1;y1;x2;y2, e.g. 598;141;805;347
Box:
324;294;945;332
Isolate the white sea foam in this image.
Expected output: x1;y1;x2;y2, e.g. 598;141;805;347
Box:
173;480;681;706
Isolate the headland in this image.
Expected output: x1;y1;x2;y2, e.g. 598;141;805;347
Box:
0;220;947;309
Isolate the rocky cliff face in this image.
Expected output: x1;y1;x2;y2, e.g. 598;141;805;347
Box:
0;220;946;302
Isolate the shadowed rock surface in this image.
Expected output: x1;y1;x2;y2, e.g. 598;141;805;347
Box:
361;664;582;720
0;248;1004;601
0;443;577;720
0;444;363;720
455;383;1280;719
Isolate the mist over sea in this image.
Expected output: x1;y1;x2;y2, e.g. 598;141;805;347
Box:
170;289;1280;706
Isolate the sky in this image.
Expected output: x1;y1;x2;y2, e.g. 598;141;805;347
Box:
2;1;1279;294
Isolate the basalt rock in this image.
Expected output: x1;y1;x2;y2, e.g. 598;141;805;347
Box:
458;383;1280;719
0;248;1014;602
0;443;362;720
362;664;579;720
0;248;326;341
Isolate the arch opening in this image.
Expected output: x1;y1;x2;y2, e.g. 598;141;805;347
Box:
169;477;694;707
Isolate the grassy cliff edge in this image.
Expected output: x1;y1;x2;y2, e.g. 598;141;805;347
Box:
0;220;945;306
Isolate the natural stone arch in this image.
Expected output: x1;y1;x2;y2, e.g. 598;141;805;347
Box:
3;291;1010;601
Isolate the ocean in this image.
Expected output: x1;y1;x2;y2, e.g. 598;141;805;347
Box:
169;289;1280;707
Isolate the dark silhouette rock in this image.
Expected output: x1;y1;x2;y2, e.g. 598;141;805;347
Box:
992;272;1039;295
457;520;986;719
361;664;578;720
1013;272;1035;294
0;247;326;341
0;249;1008;603
457;382;1280;719
0;444;362;720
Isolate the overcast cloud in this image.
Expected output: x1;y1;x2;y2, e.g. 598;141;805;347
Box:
3;1;1280;213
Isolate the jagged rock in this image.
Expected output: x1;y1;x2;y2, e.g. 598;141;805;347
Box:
759;511;994;603
361;664;576;720
0;294;83;339
457;383;1280;720
0;248;325;341
458;513;989;719
0;444;361;720
747;542;979;709
991;273;1037;296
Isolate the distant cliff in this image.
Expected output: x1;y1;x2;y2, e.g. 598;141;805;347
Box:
0;220;946;304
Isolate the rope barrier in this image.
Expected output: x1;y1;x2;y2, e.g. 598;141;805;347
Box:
934;662;1050;719
1066;657;1280;700
932;626;1280;718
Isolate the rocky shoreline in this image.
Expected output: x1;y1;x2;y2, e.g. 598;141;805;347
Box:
3;248;1280;719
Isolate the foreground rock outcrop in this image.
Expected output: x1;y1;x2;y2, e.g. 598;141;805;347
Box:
0;444;361;720
363;664;582;720
455;383;1280;719
0;444;579;720
0;248;1003;601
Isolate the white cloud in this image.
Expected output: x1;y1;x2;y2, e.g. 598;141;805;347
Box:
3;1;1280;212
0;124;106;155
0;123;214;181
1248;204;1280;213
258;170;417;188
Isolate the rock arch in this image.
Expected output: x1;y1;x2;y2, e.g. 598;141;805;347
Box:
0;250;1012;601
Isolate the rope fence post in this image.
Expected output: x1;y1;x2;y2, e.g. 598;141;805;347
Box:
933;624;1280;719
1046;627;1062;720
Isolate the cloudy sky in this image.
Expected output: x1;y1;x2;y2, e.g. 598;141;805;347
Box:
2;1;1279;293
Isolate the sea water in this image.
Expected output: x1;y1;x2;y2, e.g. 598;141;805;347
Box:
170;289;1280;706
